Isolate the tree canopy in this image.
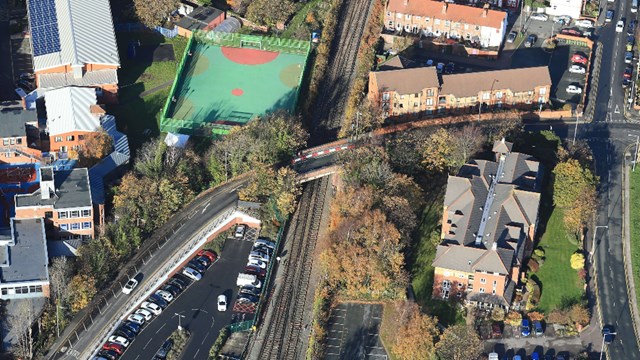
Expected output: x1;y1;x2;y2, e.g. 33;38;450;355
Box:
246;0;296;27
436;324;483;360
392;302;439;360
133;0;177;27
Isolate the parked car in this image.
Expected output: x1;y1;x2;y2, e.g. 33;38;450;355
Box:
102;342;124;355
121;321;141;334
530;13;549;21
148;293;169;308
240;285;262;297
188;260;207;274
135;308;154;321
153;339;173;360
606;10;614;23
575;18;595;27
488;353;499;360
114;327;136;341
623;78;632;88
217;294;228;311
108;335;130;347
97;350;119;360
629;19;638;35
426;59;434;66
624;66;633;79
571;53;588;65
245;265;267;278
161;284;181;296
197;249;218;262
524;34;537;47
122;278;139;294
436;62;445;74
235;224;246;238
616;20;625;32
513;356;523;360
141;301;162;315
169;275;190;289
127;313;146;326
561;28;583;37
566;84;583;94
182;266;202;281
237;273;263;288
569;64;586;74
521;319;531;337
602;325;616;344
444;62;455;74
252;244;273;256
554;15;571;25
249;251;270;262
194;255;211;268
626;51;634;64
247;258;267;269
506;31;517;43
155;289;174;303
491;323;502;338
534;320;544;336
531;352;540;360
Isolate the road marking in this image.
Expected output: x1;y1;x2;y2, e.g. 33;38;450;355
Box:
202;203;210;214
194;349;200;358
615;104;621;113
144;338;153;349
156;323;166;333
201;331;210;344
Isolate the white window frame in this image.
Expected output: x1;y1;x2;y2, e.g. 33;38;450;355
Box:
82;222;92;229
60;224;68;231
58;211;68;219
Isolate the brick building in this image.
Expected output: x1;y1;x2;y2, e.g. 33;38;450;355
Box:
27;0;120;102
15;167;94;240
431;140;542;309
368;64;551;117
176;6;226;37
0;106;44;164
385;0;508;48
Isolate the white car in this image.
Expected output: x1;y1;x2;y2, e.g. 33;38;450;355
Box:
575;18;594;27
155;290;174;303
141;301;162;315
127;313;146;326
182;267;202;281
569;65;586;74
108;335;130;347
248;251;270;263
489;353;499;360
566;85;583;94
247;258;267;269
530;13;549;21
234;224;246;238
217;294;228;311
135;308;153;321
122;278;138;294
616;20;625;32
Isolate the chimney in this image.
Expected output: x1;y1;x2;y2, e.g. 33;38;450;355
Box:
482;4;489;17
442;3;448;14
39;167;55;200
90;104;106;115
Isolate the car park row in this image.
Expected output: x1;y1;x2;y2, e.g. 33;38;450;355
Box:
234;237;277;309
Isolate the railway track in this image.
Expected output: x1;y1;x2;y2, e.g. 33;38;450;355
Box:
258;178;329;360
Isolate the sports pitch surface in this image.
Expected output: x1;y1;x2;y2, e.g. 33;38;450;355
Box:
168;43;306;126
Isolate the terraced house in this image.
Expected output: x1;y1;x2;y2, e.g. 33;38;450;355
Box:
431;140;542;310
26;0;120;102
368;65;551;117
385;0;508;48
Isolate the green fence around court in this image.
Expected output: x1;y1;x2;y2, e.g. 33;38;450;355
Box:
161;35;195;132
194;31;311;56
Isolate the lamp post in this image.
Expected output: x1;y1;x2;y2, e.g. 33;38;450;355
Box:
599;330;617;360
479;79;499;121
629;134;640;172
590;225;608;261
573;111;581;145
56;302;66;337
174;312;186;331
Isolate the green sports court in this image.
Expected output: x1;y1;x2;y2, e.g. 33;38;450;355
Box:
161;33;310;136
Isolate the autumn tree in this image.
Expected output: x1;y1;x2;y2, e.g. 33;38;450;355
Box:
78;237;117;286
422;125;483;174
569;304;590;326
436;324;483;360
392;302;439;360
8;299;35;360
246;0;296;26
570;252;585;270
553;159;597;233
491;307;506;322
340;98;385;138
77;131;113;167
133;0;177;27
67;274;97;313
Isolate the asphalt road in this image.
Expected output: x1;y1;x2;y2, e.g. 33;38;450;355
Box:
120;237;254;360
49;178;244;360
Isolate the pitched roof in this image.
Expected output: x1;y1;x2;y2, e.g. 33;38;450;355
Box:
0;107;37;138
38;69;119;89
441;67;551;98
28;0;120;72
371;67;439;94
15;168;92;209
433;244;512;274
387;0;507;29
44;87;101;136
492;138;513;154
378;55;417;71
176;6;225;31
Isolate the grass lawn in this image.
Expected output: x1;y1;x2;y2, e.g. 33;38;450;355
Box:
108;31;188;151
629;170;640;303
535;207;584;313
409;186;465;326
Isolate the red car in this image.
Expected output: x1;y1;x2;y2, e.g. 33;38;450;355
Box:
571;54;588;65
102;342;124;355
561;29;583;37
196;249;217;263
624;66;633;79
245;265;266;278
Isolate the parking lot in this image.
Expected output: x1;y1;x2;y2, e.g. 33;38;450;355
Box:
117;227;262;360
483;323;584;359
325;303;387;360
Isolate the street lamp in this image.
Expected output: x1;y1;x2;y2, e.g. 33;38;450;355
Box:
599;330;617;360
590;225;608;261
174;312;186;331
56;302;66;337
573;111;582;145
629;134;640;172
479;79;499;121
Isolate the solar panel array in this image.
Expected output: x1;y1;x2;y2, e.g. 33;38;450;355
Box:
28;0;61;56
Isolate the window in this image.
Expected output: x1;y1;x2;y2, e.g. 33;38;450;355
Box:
539;87;547;95
388;21;394;27
479;288;485;293
9;138;14;145
45;211;53;219
66;135;74;141
387;11;391;16
438;96;446;104
60;224;68;231
442;290;450;299
413;102;418;107
4;152;10;158
464;24;469;29
382;93;390;101
70;210;80;218
468;274;474;280
78;135;85;141
16;138;22;145
492;289;496;294
483;92;490;100
435;19;440;25
493;280;498;286
55;137;62;142
425;18;430;22
442;280;451;289
416;16;421;20
445;20;450;26
457;282;463;289
458;273;466;278
538;97;546;104
82;209;91;217
58;211;68;219
426;89;434;96
480;278;487;284
496;91;503;99
71;223;80;230
2;139;7;146
405;14;411;20
396;13;402;19
82;222;92;229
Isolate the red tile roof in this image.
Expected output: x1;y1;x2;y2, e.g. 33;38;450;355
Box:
387;0;507;30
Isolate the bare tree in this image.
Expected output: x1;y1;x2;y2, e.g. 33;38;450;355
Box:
452;125;483;168
49;257;71;304
8;299;36;359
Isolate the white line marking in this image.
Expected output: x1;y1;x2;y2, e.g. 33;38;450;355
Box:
156;323;166;333
202;203;210;214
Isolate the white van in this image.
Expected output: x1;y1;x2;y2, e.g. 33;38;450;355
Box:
236;273;262;288
255;238;276;250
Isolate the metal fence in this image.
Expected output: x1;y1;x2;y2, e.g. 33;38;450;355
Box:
114;22;178;38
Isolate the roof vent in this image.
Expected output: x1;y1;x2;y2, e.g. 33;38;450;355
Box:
492;242;498;250
468;260;472;265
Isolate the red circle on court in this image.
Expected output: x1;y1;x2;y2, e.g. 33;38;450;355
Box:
232;88;244;96
221;46;279;65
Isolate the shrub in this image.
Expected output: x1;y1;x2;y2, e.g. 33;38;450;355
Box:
208;326;230;359
533;248;546;259
548;309;570;325
570;252;585;270
166;329;190;360
569;304;590;327
490;307;506;322
528;258;540;272
505;311;522;326
527;311;545;322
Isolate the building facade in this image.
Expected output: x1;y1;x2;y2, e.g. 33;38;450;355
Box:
0;106;44;164
385;0;508;48
431;140;542;309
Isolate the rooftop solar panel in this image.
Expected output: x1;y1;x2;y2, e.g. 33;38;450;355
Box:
28;0;61;56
